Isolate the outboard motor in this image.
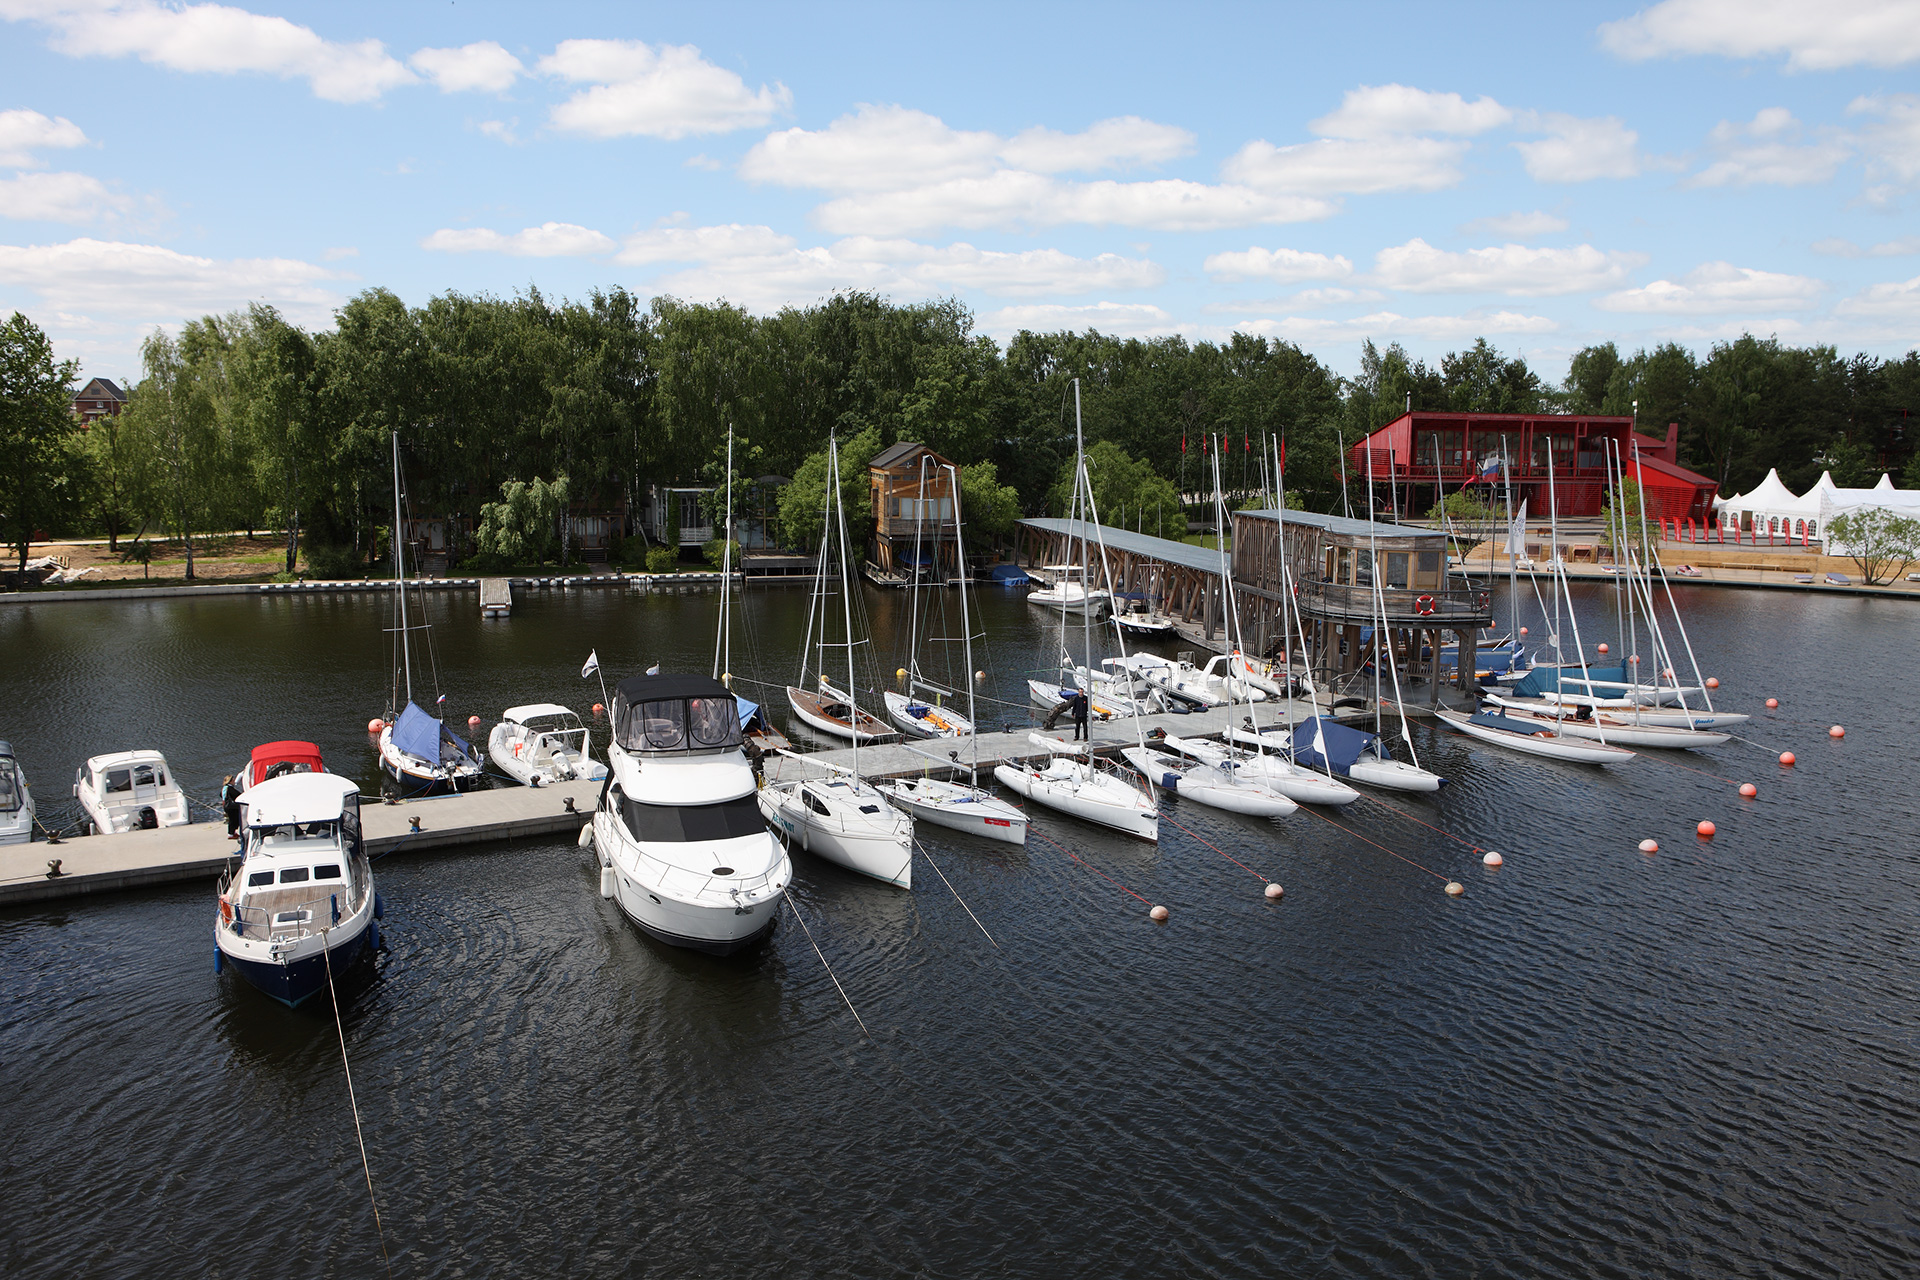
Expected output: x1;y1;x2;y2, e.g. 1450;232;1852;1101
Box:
137;806;158;830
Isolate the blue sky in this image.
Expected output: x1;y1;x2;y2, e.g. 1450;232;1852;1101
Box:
2;0;1917;385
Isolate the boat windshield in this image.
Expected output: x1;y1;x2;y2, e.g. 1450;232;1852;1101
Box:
252;821;342;850
619;793;765;842
617;695;742;755
0;759;19;813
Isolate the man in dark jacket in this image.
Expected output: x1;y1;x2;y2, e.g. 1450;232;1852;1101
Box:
1071;688;1090;741
221;775;242;839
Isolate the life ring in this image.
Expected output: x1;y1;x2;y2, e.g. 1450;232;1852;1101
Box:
1475;591;1490;610
219;895;233;925
1415;594;1436;615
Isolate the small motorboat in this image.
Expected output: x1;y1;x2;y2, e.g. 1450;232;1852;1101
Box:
1027;565;1111;617
379;702;485;795
1027;679;1137;722
994;736;1158;840
1114;600;1177;638
0;740;34;845
1120;745;1297;818
234;740;325;791
878;774;1026;845
74;750;189;834
1136;653;1269;707
786;680;897;743
1435;708;1637;764
214;772;380;1007
488;704;608;786
882;690;974;740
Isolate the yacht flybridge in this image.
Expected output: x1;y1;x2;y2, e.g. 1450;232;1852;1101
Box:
591;673;791;954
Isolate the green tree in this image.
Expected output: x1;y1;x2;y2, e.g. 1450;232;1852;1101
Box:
1047;440;1186;538
79;408;142;551
1442;338;1544;413
777;426;883;550
1825;507;1920;585
472;474;571;567
957;461;1020;548
1563;343;1622;414
0;312;81;572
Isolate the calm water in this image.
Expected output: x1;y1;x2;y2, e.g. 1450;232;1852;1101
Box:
2;580;1916;1278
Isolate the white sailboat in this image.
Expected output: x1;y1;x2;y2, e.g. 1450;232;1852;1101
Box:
761;433;914;886
884;458;976;740
878;460;1027;845
1121;745;1298;818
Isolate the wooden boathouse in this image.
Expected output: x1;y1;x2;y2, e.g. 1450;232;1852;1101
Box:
1017;518;1234;640
1230;508;1494;702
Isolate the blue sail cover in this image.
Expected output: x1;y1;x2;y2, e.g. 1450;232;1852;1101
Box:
1509;664;1631;699
392;702;442;763
988;564;1030;585
1290;716;1378;774
735;696;760;729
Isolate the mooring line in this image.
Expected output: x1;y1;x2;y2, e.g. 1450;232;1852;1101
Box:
322;932;394;1280
1155;811;1271;883
1630;750;1747;787
914;841;997;947
785;896;871;1040
1026;825;1154;906
1356;792;1495;855
1295;806;1450;882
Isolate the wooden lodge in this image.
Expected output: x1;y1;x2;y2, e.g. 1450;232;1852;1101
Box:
868;442;963;581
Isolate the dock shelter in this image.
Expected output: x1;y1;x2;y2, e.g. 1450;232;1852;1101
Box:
1017;519;1235;639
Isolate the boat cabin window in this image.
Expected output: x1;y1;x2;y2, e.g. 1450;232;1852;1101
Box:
0;761;17;812
803;789;831;816
248;870;274;887
279;867;310;884
620;794;766;842
134;764;163;787
104;768;133;794
312;863;342;881
689;697;735;747
617;694;741;754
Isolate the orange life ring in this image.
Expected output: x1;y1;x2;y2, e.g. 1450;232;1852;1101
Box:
1415;594;1436;615
219;895;233;924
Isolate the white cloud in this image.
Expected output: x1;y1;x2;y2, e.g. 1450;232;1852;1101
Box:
1811;235;1920;257
538;39;789;139
615;222;796;265
1372;238;1643;295
1202;246;1353;284
1460;210;1569;237
0;236;340;323
0;107;88;167
0;171;136;223
11;1;416;103
1223;135;1470;195
1515;113;1640;182
1599;0;1920;71
422;222;616;257
478;119;518;144
1000;116;1196;173
322;245;357;260
1687;108;1850;187
409;41;522;94
1835;273;1920;318
1309;84;1512;138
812;172;1334;235
1595;261;1824;313
1848;94;1920;202
1235;309;1558;343
977;301;1178;338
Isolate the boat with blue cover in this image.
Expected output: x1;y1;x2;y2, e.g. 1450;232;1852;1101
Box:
215;772;380;1006
1435;707;1636;764
1230;716;1445;792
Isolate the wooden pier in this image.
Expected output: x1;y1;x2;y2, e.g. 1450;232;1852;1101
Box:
480;578;512;616
0;779;601;906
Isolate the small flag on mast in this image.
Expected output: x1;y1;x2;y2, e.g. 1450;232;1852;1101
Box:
581;650;599;678
646;662;661;675
1505;499;1529;555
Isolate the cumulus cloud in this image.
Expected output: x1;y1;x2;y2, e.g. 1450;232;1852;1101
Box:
8;1;416;103
1234;309;1558;343
1835;273;1920;318
0;108;88;168
0;236;341;323
1848;94;1920;203
409;40;523;94
1811;235;1920;257
1223;135;1470;196
422;222;616;257
1687;108;1851;187
1202;246;1353;284
1372;238;1643;295
1460;210;1569;237
1595;261;1824;312
1000;116;1196;173
538;39;789;139
0;171;138;223
812;173;1334;236
1514;113;1640;182
1599;0;1920;71
1309;84;1512;138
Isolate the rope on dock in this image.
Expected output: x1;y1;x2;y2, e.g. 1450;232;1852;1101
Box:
321;934;394;1280
914;841;997;948
785;895;871;1040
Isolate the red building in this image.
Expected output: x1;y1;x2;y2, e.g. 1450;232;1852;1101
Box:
1348;411;1719;523
70;377;127;425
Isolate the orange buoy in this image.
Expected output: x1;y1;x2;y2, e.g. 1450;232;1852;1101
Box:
975;670;986;680
1829;725;1845;739
1598;643;1609;654
1444;881;1465;897
1149;905;1169;921
367;718;383;733
1638;838;1659;853
1628;655;1640;665
1779;751;1796;767
1264;883;1284;900
1519;626;1529;636
1765;698;1779;709
1482;850;1503;867
468;715;481;728
1705;677;1719;689
1738;783;1757;798
1697;820;1716;838
592;703;605;716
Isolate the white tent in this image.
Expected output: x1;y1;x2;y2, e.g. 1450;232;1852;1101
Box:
1818;474;1920;556
1715;468;1920;550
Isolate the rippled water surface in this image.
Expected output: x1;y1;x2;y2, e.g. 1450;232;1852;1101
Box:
2;580;1917;1278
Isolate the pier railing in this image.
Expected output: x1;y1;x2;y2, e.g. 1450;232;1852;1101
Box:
1292;579;1492;627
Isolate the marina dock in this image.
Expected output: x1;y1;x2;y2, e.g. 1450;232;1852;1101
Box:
0;779;601;906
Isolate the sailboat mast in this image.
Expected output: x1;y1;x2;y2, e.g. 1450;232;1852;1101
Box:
714;428;734;682
1073;378;1092;677
829;437;861;776
906;455;928;684
390;430;412;708
948;463;980;787
1365;443;1383;740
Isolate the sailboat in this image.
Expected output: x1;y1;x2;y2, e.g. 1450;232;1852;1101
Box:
883;455;976;740
786;459;897;744
879;461;1027;845
760;435;915;887
376;431;483;795
995;380;1162;840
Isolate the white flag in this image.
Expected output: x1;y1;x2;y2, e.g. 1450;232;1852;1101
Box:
1504;499;1529;555
646;663;661;675
580;650;599;678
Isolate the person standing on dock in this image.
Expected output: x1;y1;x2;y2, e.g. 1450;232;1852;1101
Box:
221;775;241;839
1071;688;1090;742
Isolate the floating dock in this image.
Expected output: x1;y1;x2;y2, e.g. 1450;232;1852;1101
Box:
479;578;512;616
0;779;601;906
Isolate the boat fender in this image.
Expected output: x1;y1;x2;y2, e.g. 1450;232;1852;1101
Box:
373;892;384;921
577;822;594;848
599;866;616;899
213;946;222;974
371;919;381;951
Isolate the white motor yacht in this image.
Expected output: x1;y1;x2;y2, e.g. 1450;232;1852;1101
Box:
591;674;790;954
489;704;608;786
73;750;189;834
214;773;379;1007
0;741;34;845
1027;565;1111;618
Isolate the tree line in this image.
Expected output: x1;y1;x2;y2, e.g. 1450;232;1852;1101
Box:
2;289;1916;576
